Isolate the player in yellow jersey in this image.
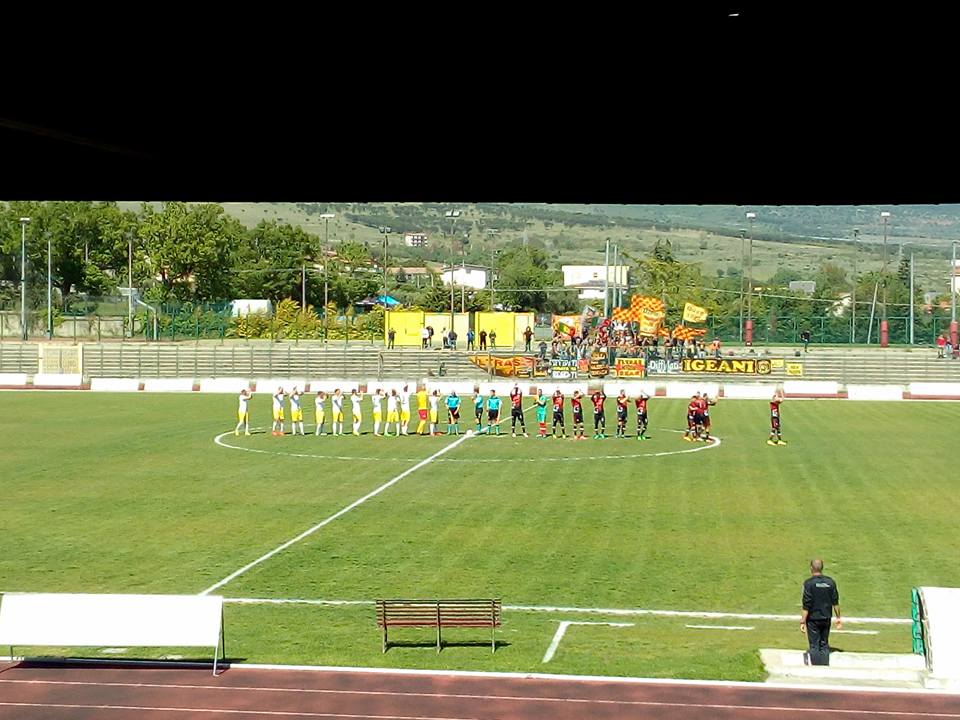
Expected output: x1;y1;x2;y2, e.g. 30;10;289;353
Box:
416;386;429;435
399;384;412;435
386;389;400;436
314;391;327;436
350;389;363;436
289;387;305;436
372;389;384;436
271;387;286;436
235;389;251;436
331;389;345;435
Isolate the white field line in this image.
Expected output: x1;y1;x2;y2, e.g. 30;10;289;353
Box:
685;624;755;631
221;597;911;625
0;703;473;719
542;620;634;663
834;629;881;635
213;426;721;463
199;432;474;596
4;698;959;719
3;663;958;697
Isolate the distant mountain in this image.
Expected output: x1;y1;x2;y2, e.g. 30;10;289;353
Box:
528;204;960;246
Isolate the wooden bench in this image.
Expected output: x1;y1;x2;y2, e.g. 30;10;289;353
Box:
375;599;501;653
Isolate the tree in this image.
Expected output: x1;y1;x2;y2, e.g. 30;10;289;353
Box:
493;247;560;311
137;202;244;301
237;221;319;303
327;241;378;310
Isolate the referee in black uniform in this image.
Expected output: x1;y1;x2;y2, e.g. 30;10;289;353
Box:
800;559;842;665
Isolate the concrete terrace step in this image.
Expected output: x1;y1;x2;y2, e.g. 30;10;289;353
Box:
761;649;928;689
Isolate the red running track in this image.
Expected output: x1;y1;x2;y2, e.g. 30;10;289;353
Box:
1;661;959;719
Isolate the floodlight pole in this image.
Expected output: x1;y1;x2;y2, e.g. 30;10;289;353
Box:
47;232;53;340
19;217;30;341
746;212;756;345
320;213;335;341
445;210;461;331
851;229;859;343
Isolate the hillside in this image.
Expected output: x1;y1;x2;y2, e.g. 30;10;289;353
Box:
114;201;957;290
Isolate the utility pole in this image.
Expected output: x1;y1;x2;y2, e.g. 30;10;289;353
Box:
738;229;746;341
603;237;610;318
19;217;29;341
445;210;461;332
47;232;53;340
127;230;133;339
378;226;391;307
319;213;335;341
851;229;859;343
910;250;915;344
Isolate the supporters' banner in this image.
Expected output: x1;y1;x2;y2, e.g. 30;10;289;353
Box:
589;350;610;378
469;354;536;377
671;325;708;341
646;357;682;375
550;359;579;380
785;361;804;377
611;295;666;329
682;303;708;323
682;358;773;375
534;358;550;378
638;307;665;337
614;357;646;378
552;314;580;338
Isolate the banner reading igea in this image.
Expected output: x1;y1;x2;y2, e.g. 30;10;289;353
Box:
682;358;773;375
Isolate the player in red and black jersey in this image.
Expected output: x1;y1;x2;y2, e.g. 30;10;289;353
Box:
615;390;629;438
635;392;650;440
509;384;528;438
768;391;786;445
551;390;566;438
571;390;585;440
684;393;701;441
591;390;607;439
700;393;717;442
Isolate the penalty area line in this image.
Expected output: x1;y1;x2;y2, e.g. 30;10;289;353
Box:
199;432;475;596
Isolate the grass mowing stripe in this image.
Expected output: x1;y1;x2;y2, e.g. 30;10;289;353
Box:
199;432;475;595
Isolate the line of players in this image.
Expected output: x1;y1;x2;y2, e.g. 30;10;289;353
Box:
234;384;787;445
234;385;651;440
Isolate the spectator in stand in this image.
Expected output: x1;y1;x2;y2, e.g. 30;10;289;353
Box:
427;325;434;348
947;339;954;359
467;328;476;350
441;328;449;349
421;326;429;350
387;328;396;349
479;329;487;350
711;338;722;358
523;326;534;352
937;334;946;358
448;328;457;350
800;329;812;352
538;340;548;359
489;330;497;348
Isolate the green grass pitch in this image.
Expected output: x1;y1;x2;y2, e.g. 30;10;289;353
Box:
2;392;958;680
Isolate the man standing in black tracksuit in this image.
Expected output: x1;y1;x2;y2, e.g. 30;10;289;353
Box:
801;559;842;665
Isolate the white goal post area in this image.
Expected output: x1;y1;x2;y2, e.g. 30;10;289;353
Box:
0;593;225;675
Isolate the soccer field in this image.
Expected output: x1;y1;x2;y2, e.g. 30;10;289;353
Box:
2;392;958;680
